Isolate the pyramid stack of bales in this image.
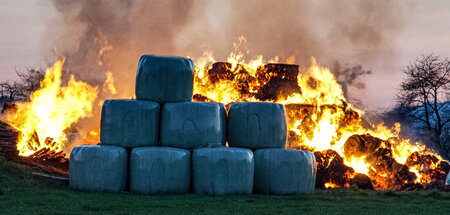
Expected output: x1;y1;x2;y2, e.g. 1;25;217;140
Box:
69;55;317;195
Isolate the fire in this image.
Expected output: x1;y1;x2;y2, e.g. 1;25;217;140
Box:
103;71;117;95
2;59;98;156
325;182;338;189
2;34;446;189
192;36;448;190
279;58;348;105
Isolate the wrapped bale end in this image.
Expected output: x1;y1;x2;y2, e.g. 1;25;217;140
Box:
130;147;190;194
161;102;226;149
69;145;127;192
136;55;194;103
228;102;287;149
100;99;160;148
193;147;254;195
254;149;316;195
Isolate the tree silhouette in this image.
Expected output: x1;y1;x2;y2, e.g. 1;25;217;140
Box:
0;68;44;102
397;54;450;157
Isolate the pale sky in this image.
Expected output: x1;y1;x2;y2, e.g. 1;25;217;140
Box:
364;1;450;110
0;1;51;78
0;0;449;111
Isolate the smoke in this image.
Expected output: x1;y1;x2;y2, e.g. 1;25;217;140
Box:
44;0;407;149
331;61;372;106
47;0;406;87
49;0;196;98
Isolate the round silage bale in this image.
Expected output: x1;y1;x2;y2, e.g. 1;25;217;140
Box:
228;102;287;149
253;149;316;195
100;99;160;148
161;102;226;149
136;55;194;103
69;144;127;192
193;147;254;195
130;147;191;194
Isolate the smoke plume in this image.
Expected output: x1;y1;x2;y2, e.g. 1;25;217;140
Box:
47;0;406;93
44;0;407;151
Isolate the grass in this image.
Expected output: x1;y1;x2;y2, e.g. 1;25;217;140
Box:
0;157;449;215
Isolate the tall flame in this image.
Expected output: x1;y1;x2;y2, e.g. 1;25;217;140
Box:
2;34;445;189
2;59;98;156
192;36;446;188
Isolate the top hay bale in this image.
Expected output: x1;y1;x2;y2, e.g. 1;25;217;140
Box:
228;102;287;149
136;55;194;103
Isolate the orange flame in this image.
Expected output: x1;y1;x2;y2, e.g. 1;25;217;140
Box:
191;36;446;189
325;182;339;189
2;35;444;189
103;71;117;95
2;59;98;156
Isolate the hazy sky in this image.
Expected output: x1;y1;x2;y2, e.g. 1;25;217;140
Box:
0;0;449;111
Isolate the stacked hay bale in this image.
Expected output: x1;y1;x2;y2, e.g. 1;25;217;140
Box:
69;55;316;195
228;102;317;195
70;55;193;194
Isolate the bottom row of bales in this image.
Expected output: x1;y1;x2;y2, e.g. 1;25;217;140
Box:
70;145;317;195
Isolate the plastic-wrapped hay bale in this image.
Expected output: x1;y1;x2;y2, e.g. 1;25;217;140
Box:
161;102;226;149
69;145;127;192
130;147;190;194
228;102;287;149
100;99;160;148
136;55;194;103
193;147;254;195
254;149;316;195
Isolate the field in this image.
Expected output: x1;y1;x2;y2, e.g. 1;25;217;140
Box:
0;157;449;215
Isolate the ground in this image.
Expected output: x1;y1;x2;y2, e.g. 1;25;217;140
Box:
0;157;449;215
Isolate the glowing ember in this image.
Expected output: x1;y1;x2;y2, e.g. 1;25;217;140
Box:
325;182;338;189
2;59;98;157
2;34;447;189
191;36;449;190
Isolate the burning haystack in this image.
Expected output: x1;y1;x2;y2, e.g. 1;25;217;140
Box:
1;48;448;191
192;58;450;191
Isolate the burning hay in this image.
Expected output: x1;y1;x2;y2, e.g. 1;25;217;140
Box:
0;59;100;176
314;135;449;190
0;121;68;176
0;49;448;192
1;59;98;157
192;57;450;191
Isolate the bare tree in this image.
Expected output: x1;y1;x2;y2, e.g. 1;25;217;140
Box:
15;68;45;99
0;81;21;101
397;54;450;157
0;68;45;102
